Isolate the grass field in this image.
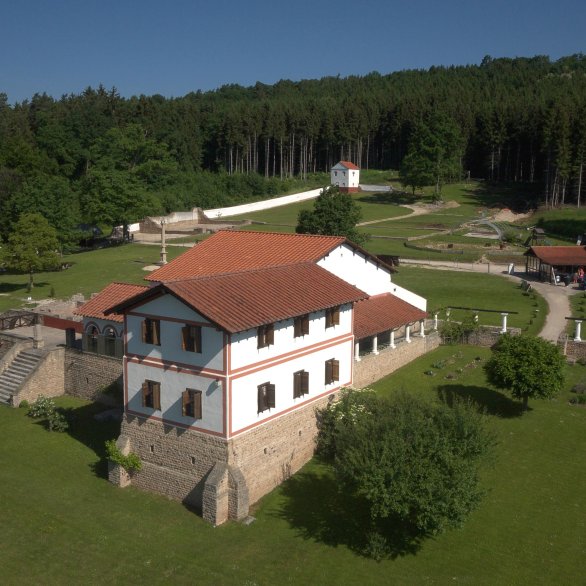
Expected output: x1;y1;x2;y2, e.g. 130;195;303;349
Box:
392;266;547;335
1;345;585;584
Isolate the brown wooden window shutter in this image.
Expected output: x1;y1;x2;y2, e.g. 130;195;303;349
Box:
294;370;309;398
152;381;161;410
332;360;339;382
141;381;149;407
294;315;309;338
194;326;202;353
301;371;309;394
194;390;202;419
325;360;332;385
258;382;275;413
181;326;189;351
294;318;301;338
182;389;190;416
182;389;202;418
141;320;148;343
267;384;275;409
153;320;161;345
258;324;274;348
326;307;339;328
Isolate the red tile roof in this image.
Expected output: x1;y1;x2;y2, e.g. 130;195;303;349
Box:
110;264;367;333
353;294;427;339
146;230;346;282
337;161;360;170
75;282;150;323
525;246;586;266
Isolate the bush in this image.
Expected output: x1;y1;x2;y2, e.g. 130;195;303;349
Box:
105;439;142;472
27;395;69;432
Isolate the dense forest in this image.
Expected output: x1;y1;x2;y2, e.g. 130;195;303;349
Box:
1;54;585;244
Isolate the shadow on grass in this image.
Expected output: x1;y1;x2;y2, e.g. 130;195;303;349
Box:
61;402;120;478
465;182;540;213
437;384;526;417
357;192;422;206
275;463;425;559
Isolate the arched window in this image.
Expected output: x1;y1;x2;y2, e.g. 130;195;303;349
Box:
103;326;117;357
86;324;99;353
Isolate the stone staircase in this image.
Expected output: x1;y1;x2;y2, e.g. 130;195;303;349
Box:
0;349;43;406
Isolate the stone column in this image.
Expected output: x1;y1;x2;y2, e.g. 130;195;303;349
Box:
419;320;425;338
405;324;411;343
575;320;582;342
354;341;361;362
159;220;168;265
390;330;396;349
372;335;379;355
433;313;438;330
500;313;508;334
33;323;44;349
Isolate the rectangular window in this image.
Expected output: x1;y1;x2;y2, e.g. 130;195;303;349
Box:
324;359;340;385
293;370;309;399
182;389;202;419
325;306;340;328
142;380;161;410
182;325;202;353
257;382;275;414
294;315;310;338
141;318;161;345
257;323;274;349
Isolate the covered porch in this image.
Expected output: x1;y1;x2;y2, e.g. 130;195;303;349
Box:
525;246;586;285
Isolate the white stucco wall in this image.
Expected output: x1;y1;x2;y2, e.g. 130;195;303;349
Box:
318;243;392;295
331;165;359;189
126;361;223;434
229;305;352;372
126;294;224;372
204;188;324;219
390;283;427;311
230;337;353;434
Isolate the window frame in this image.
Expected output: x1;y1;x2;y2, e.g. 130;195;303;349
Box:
103;326;117;357
182;324;202;353
182;388;202;419
293;370;309;399
294;314;310;338
142;318;161;346
324;358;340;385
325;306;340;329
142;379;161;410
257;382;276;414
257;323;275;349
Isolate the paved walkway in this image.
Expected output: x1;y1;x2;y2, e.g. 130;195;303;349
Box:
401;259;582;342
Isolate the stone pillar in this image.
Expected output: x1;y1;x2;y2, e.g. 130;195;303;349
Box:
575;320;582;342
433;313;438;330
65;328;76;348
390;330;396;349
419;320;425;338
405;325;411;343
372;335;379;355
33;323;44;349
159;220;168;265
500;313;508;334
354;341;361;362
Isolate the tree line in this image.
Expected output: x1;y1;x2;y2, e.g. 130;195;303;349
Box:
1;53;585;243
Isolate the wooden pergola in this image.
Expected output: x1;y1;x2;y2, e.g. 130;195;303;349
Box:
524;246;586;283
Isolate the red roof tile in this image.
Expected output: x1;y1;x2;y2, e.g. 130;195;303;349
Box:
526;246;586;266
353;294;427;339
75;282;150;323
111;264;366;333
146;230;346;282
337;161;360;170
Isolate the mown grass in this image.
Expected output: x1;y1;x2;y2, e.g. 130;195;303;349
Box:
2;346;585;584
0;244;185;313
392;266;547;335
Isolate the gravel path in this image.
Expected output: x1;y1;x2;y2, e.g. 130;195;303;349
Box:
401;259;581;342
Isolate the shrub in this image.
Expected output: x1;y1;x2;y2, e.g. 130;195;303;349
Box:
105;439;142;472
27;395;69;432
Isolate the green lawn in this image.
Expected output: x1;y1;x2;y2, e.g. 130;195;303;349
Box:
1;346;585;584
0;244;185;313
392;266;547;335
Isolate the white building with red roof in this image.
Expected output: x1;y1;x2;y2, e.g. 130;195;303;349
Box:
82;230;431;524
331;160;360;192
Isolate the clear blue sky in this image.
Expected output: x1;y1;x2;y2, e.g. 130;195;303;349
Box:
1;0;584;104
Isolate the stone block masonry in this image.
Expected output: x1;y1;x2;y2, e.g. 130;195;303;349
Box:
64;348;123;403
111;392;335;525
16;348;65;405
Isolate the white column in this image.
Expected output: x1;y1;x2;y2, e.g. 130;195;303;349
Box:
33;323;44;349
575;320;582;342
390;330;396;349
500;313;508;334
406;325;411;343
433;313;438;330
419;320;425;338
159;220;168;265
355;341;361;362
372;335;379;355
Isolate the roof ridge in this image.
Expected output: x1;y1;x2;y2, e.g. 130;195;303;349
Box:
219;228;346;240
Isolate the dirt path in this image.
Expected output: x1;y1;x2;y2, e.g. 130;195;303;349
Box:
357;201;461;227
401;259;580;342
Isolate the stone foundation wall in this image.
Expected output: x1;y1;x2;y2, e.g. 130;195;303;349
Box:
16;348;65;405
64;348;123;403
353;332;441;389
559;338;586;361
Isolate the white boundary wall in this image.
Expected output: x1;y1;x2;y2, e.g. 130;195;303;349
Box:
204;188;325;219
